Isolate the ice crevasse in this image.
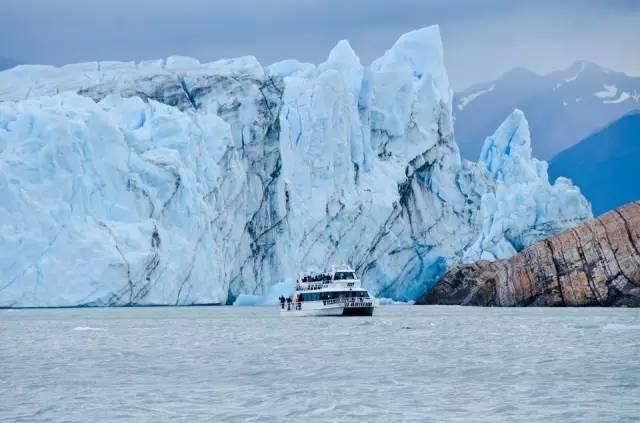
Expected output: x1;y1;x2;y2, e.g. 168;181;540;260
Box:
0;26;592;306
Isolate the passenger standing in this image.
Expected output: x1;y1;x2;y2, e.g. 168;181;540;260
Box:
286;296;292;311
279;295;285;310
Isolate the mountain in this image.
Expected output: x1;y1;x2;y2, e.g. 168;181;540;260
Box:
454;61;640;160
0;27;591;307
548;111;640;216
419;201;640;307
0;56;18;71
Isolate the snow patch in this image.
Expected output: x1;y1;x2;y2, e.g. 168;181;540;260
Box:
565;74;579;83
457;85;495;111
594;84;618;99
594;85;636;103
603;92;631;104
557;73;580;89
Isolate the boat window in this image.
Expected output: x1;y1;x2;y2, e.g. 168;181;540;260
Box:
334;272;356;280
301;291;370;302
316;291;369;301
301;292;316;301
302;274;331;282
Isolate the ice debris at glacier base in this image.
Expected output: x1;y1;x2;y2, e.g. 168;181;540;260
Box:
0;26;592;306
233;281;296;306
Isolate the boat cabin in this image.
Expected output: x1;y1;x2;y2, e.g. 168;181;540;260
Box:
296;267;361;291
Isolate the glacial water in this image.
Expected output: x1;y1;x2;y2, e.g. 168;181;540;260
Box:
1;306;639;422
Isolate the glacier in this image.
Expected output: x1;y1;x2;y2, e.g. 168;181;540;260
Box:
0;26;592;307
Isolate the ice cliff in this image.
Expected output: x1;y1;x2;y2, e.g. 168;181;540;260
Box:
0;26;592;306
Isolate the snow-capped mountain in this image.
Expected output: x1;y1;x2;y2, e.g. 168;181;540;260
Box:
549;111;640;216
0;26;592;307
454;61;640;160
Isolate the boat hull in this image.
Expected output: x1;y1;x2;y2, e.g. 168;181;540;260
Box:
280;302;374;317
342;306;374;316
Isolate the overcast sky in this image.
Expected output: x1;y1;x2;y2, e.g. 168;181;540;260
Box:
1;0;639;90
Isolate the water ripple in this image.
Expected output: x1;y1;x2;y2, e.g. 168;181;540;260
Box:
1;306;639;422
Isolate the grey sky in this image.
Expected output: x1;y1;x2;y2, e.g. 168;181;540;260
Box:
1;0;639;90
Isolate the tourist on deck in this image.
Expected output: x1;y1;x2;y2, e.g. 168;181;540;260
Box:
279;296;285;310
286;296;292;311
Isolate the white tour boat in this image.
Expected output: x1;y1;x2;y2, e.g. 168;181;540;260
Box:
279;265;374;316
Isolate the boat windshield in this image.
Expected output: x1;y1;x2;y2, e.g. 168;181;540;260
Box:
333;271;356;280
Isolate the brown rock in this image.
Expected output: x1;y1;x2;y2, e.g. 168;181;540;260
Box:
418;202;640;306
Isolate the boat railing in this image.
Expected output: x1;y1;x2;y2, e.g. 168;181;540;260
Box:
296;282;329;291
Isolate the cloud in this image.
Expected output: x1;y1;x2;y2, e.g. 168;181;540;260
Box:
0;0;638;89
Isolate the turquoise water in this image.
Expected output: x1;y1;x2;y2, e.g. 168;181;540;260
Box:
1;306;639;422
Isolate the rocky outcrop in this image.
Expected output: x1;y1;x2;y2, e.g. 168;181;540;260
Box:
419;202;640;306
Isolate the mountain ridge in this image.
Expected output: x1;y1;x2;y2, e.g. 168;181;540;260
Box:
548;110;640;216
454;61;640;161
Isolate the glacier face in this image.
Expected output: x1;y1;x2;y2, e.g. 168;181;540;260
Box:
0;26;592;306
0;94;244;305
